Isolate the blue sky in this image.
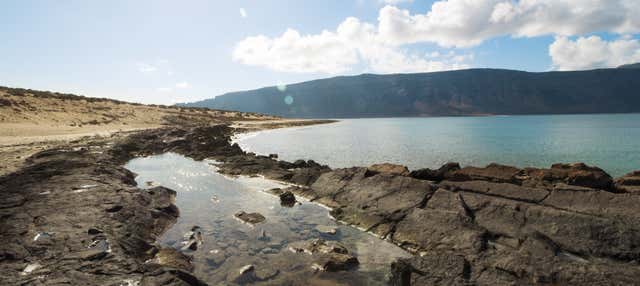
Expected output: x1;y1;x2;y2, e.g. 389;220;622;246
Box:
1;0;639;104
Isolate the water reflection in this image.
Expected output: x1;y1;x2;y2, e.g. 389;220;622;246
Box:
125;153;410;285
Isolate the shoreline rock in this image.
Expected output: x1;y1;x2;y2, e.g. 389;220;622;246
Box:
2;124;639;285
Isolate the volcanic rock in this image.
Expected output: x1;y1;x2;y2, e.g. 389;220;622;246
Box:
235;211;266;224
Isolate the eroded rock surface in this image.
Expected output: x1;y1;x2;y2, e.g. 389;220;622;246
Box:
0;136;203;285
282;162;640;285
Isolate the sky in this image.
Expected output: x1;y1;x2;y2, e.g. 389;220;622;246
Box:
1;0;639;104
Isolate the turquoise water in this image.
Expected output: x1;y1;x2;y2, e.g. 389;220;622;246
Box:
236;114;640;177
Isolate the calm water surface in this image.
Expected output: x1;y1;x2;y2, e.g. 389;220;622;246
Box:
236;114;640;177
125;153;410;285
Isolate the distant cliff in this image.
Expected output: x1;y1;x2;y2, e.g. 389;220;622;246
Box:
181;66;640;118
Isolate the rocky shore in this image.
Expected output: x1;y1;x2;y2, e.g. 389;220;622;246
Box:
2;124;640;285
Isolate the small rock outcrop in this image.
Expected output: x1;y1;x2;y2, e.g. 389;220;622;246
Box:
234;211;266;224
289;239;359;272
409;162;461;181
279;191;296;207
368;163;410;176
615;170;640;193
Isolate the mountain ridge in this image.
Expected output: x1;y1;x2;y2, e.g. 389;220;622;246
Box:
181;67;640;118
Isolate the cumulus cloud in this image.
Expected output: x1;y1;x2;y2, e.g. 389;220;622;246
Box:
233;28;359;74
549;36;640;70
233;17;471;74
378;0;640;48
233;0;640;73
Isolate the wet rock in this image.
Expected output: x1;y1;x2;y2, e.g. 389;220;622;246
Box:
150;248;194;272
268;153;278;159
289;239;359;272
235;211;266;224
181;226;203;251
228;264;256;284
313;253;360;272
368;163;410;176
260;247;278;255
279;191;296;207
315;225;338;235
87;227;103;235
257;229;270;241
255;267;280;280
409;162;461;181
205;251;226;267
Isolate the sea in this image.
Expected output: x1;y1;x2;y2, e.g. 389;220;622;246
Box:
236;114;640;177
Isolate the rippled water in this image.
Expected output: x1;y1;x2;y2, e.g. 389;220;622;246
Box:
236;114;640;177
125;153;410;285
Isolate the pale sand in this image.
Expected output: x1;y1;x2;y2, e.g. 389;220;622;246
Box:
0;88;336;175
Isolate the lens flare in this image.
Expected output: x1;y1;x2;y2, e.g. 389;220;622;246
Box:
284;95;294;105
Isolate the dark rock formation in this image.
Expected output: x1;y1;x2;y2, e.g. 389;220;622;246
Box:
0;137;204;285
279;190;296;207
409;162;460;181
234;211;266;224
281;162;640;285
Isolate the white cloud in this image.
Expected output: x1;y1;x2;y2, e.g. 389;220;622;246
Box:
233;28;360;74
378;0;640;48
233;0;640;73
175;82;191;89
239;8;247;18
233;17;471;74
549;36;640;70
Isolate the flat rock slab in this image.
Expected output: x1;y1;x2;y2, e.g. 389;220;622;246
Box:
440;180;550;202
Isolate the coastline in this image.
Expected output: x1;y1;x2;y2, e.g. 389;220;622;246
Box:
2;122;640;285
